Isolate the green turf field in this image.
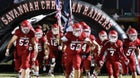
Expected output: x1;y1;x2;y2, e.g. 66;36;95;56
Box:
0;73;139;78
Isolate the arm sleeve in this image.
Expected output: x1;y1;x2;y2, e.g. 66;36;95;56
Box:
118;41;128;62
99;44;106;61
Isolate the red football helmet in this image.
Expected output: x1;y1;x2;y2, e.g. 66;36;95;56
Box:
127;28;137;41
80;21;91;37
73;23;82;37
99;30;107;41
20;20;31;34
109;30;118;43
51;24;59;35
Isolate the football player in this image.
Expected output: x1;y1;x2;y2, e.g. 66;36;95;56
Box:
80;22;100;78
45;23;63;76
5;20;38;78
122;28;140;78
92;30;108;78
32;25;48;78
98;30;129;78
61;23;91;78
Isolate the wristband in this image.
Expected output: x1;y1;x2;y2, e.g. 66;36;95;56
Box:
6;49;9;52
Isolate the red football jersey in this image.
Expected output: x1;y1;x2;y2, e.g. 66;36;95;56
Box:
99;40;127;62
35;36;46;52
96;38;103;46
123;38;140;58
14;29;35;56
62;32;87;55
46;30;63;51
81;34;95;54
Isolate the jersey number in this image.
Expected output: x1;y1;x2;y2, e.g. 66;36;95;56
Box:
126;49;133;56
19;39;29;46
110;51;114;56
70;43;81;50
51;39;58;46
82;44;87;52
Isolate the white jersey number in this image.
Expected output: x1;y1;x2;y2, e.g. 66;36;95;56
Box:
126;49;134;56
110;50;114;56
51;39;58;46
82;44;87;52
19;39;29;46
70;43;81;50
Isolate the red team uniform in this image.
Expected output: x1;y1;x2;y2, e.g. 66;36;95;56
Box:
122;28;140;75
98;30;128;78
34;36;46;68
123;38;140;74
46;30;63;62
94;30;108;64
14;27;35;71
80;34;95;71
79;22;96;72
62;31;86;75
61;23;88;77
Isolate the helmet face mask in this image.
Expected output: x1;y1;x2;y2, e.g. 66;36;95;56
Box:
35;33;43;39
109;34;118;43
73;23;82;37
21;26;30;34
52;27;59;35
80;22;90;37
51;24;59;35
35;28;43;39
99;34;107;41
20;20;31;34
127;28;137;41
109;30;118;43
73;28;82;37
84;29;91;37
128;34;137;41
99;31;107;42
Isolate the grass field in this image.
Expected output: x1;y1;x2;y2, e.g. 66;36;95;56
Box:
0;73;139;78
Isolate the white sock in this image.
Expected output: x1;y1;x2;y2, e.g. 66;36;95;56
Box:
25;68;31;78
93;70;97;75
34;71;39;76
49;67;54;73
86;72;90;78
18;73;21;78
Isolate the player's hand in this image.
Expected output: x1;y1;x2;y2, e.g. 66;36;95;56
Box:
99;60;104;67
58;45;62;51
5;49;10;57
32;58;36;62
85;38;91;42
